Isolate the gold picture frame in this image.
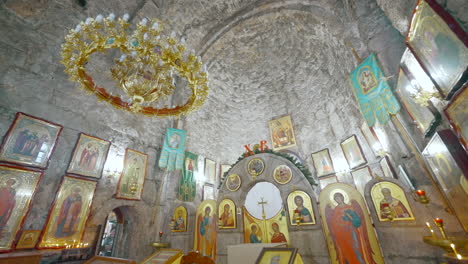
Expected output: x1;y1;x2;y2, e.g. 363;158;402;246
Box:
218;199;236;229
115;149;148;200
67;133;111;179
172;206;187;232
287;190;315;226
139;249;182;264
268;115;297;151
370;181;415;222
311;148;335;177
15;230;41;249
272;165;293;185
0;165;43;252
255;248;299;264
340;135;367;169
247;158;265;178
445;85;468;151
0;112;63;169
225;174;241;192
38;175;97;249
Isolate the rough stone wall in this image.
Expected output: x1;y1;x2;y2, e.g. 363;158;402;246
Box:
0;0;171;262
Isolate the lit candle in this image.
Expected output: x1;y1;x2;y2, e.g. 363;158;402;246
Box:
434;218;443;225
416;190;426;196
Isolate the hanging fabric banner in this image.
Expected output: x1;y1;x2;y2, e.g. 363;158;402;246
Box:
349;53;401;126
178;151;197;201
158;128;187;171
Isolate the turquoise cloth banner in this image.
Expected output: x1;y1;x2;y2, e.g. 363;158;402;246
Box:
158;128;186;171
178;151;197;201
349;53;400;126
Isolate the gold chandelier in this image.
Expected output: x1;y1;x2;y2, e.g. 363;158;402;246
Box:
61;13;209;117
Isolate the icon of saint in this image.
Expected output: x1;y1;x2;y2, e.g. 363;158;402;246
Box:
174;210;185;231
219;204;234;227
379;188;410;219
325;192;377;264
0;178;17;233
55;187;83;238
249;224;261;243
293;195;312;223
196;206;216;257
270;222;287;243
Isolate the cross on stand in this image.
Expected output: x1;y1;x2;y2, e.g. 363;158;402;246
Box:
258;197;269;243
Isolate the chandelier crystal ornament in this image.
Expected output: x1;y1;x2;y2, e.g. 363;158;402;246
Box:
61;13;209;117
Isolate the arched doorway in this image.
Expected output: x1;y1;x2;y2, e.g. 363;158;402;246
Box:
98;208;124;257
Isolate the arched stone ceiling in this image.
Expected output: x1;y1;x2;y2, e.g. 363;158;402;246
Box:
179;5;362;163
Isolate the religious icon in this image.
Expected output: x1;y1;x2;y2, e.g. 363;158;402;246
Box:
225;174;241;192
351;166;373;196
371;181;415;222
249;223;262;243
0;165;42;252
268;115;297;151
0;112;62;169
204;158;216;184
273;165;292;185
270;222;287;243
422;130;468;231
255;248;301;264
319;175;338;190
115;149;148;200
395;67;438;136
358;66;378;93
311;148;335;177
287;191;315;225
319;183;385;264
158;128;186;171
218;199;236;229
341;135;367;169
247;158;265;178
16;230;41;249
360;122;384;156
172;206;187;232
194;200;217;260
38;176;97;249
202;183;215;201
406;0;468;99
445;86;468;151
67;133;111;179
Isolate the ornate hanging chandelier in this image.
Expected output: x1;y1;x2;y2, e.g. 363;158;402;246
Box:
61;13;209;117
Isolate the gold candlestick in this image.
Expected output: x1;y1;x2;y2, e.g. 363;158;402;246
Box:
434;218;447;239
426;222;436;238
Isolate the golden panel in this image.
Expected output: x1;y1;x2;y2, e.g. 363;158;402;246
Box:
268;115;297;151
371;182;415;222
194;200;217;260
218;199;236;229
286;191;315;226
172;206;187;232
243;207;289;245
116;149;148;200
0;165;42;252
225;174;241;192
273;165;293;185
319;183;385;264
38;176;97;249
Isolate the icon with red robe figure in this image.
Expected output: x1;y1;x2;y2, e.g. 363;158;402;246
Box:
270;222;287;243
325;192;378;264
0;178;17;237
54;187;82;238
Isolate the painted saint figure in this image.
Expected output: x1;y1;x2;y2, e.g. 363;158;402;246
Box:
325;192;377;264
293;195;312;223
174;210;185;231
219;204;234;227
270;222;287;243
78;143;99;172
55;187;82;238
249;225;261;243
379;188;410;219
0;178;17;232
197;206;216;257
